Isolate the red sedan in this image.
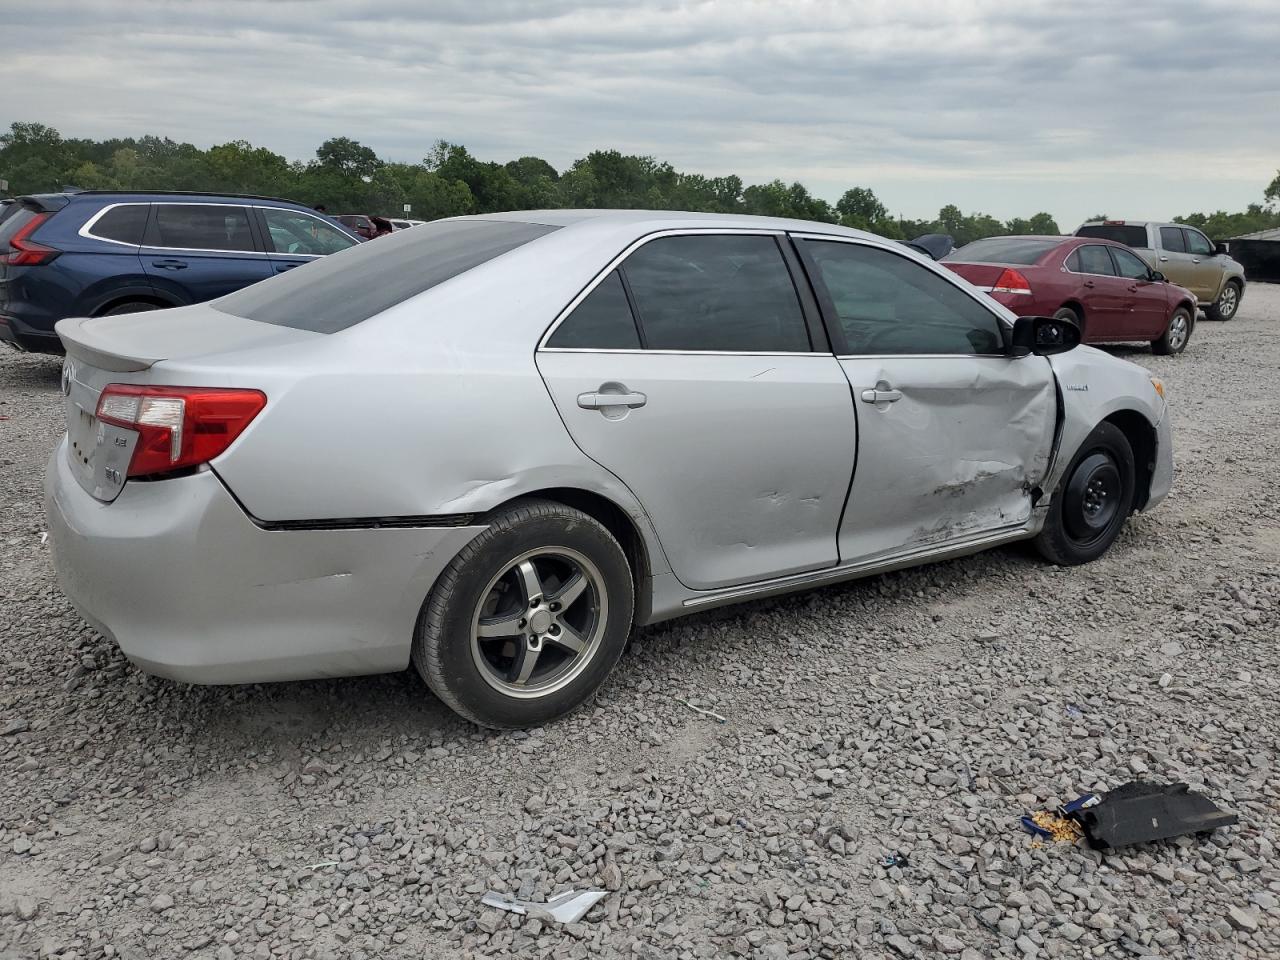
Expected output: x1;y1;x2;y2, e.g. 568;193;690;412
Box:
942;236;1197;355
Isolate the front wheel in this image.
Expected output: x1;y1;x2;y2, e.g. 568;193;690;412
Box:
1151;306;1192;355
1205;280;1241;321
1034;422;1136;566
413;499;634;728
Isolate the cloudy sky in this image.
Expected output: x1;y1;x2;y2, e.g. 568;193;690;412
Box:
4;0;1278;226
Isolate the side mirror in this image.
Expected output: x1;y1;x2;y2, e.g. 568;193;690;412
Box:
1011;315;1081;357
1215;241;1229;256
1150;270;1166;282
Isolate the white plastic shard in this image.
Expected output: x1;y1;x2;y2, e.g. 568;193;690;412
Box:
480;888;608;923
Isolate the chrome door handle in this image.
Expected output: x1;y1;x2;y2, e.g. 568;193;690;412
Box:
1159;256;1169;262
577;386;647;410
860;387;902;404
1192;258;1201;264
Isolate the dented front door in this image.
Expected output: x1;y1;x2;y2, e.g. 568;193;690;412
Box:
836;355;1056;562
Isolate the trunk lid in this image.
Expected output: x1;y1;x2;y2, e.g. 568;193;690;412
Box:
55;303;319;502
940;262;1013;289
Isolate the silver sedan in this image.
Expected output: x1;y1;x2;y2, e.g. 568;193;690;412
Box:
45;211;1173;727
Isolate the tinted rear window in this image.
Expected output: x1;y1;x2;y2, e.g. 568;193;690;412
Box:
215;219;559;333
944;237;1060;265
148;204;256;252
89;204;149;245
1075;224;1149;248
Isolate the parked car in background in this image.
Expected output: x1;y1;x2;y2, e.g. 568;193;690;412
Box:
1074;220;1245;321
0;191;360;353
942;235;1198;355
46;211;1172;728
389;218;426;230
334;214;394;240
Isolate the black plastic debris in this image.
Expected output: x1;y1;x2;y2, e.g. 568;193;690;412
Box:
1068;781;1238;850
879;852;909;869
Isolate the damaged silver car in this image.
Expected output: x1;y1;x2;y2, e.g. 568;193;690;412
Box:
45;211;1173;727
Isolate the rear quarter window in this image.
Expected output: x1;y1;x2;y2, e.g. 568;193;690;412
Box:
1075;224;1149;248
86;204;149;245
214;219;559;333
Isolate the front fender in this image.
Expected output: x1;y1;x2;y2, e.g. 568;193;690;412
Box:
1043;347;1167;497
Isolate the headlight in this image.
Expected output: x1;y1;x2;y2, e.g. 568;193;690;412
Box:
1150;377;1165;400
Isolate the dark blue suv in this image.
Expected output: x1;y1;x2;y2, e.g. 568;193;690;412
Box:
0;191;361;353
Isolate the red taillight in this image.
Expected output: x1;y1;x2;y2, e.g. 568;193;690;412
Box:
991;268;1032;296
96;385;267;478
2;213;60;266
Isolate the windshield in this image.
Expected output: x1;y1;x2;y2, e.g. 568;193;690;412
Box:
214;219;559;333
944;237;1060;265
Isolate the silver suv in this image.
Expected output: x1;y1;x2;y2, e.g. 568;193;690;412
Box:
1075;220;1246;320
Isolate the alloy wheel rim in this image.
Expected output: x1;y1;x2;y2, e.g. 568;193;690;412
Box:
1063;452;1122;545
1168;313;1188;349
1219;286;1238;317
470;546;608;699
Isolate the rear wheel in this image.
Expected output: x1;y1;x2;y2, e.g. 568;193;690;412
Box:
97;301;160;317
413;498;634;728
1035;422;1136;566
1053;306;1084;340
1151;306;1192;355
1205;280;1241;321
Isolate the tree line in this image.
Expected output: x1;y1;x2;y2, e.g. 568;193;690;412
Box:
3;122;1278;245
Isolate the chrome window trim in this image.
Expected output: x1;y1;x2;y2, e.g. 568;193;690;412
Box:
536;227;817;355
83;200;357;256
790;231;1013;356
78;202;150;248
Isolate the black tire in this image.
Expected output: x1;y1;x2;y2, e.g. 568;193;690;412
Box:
1053;306;1083;340
1034;422;1136;566
412;498;634;728
98;301;160;317
1205;280;1241;322
1151;306;1193;355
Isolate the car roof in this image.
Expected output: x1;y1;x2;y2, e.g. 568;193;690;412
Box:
470;208;883;240
22;190;311;207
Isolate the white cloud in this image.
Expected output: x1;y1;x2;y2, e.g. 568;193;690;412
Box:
2;0;1277;225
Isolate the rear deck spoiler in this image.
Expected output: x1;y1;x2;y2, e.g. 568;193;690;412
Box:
55;317;159;372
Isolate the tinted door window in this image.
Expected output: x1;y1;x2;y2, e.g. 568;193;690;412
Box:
620;235;810;352
1075;245;1117;276
546;270;641;349
801;240;1004;355
1112;247;1151;279
148;205;256;252
1184;229;1213;256
1159;227;1187;253
261;208;357;256
89;204;149;245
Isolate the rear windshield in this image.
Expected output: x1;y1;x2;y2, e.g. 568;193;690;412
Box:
215;219;559;333
1075;224;1149;248
944;237;1060;265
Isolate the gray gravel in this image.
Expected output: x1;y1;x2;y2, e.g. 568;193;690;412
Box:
2;287;1279;959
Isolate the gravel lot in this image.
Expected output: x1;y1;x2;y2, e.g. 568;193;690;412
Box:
2;286;1279;960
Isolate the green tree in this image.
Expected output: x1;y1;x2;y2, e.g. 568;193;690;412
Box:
835;187;888;231
1027;212;1061;235
315;136;382;179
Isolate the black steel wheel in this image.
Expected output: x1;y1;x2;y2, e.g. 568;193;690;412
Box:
1034;422;1136;565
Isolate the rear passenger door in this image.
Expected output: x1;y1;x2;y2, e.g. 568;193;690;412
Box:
794;236;1056;564
536;231;857;591
140;203;272;303
1067;244;1130;339
255;206;360;274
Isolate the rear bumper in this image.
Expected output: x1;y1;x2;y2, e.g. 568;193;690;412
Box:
0;313;62;353
44;439;486;683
